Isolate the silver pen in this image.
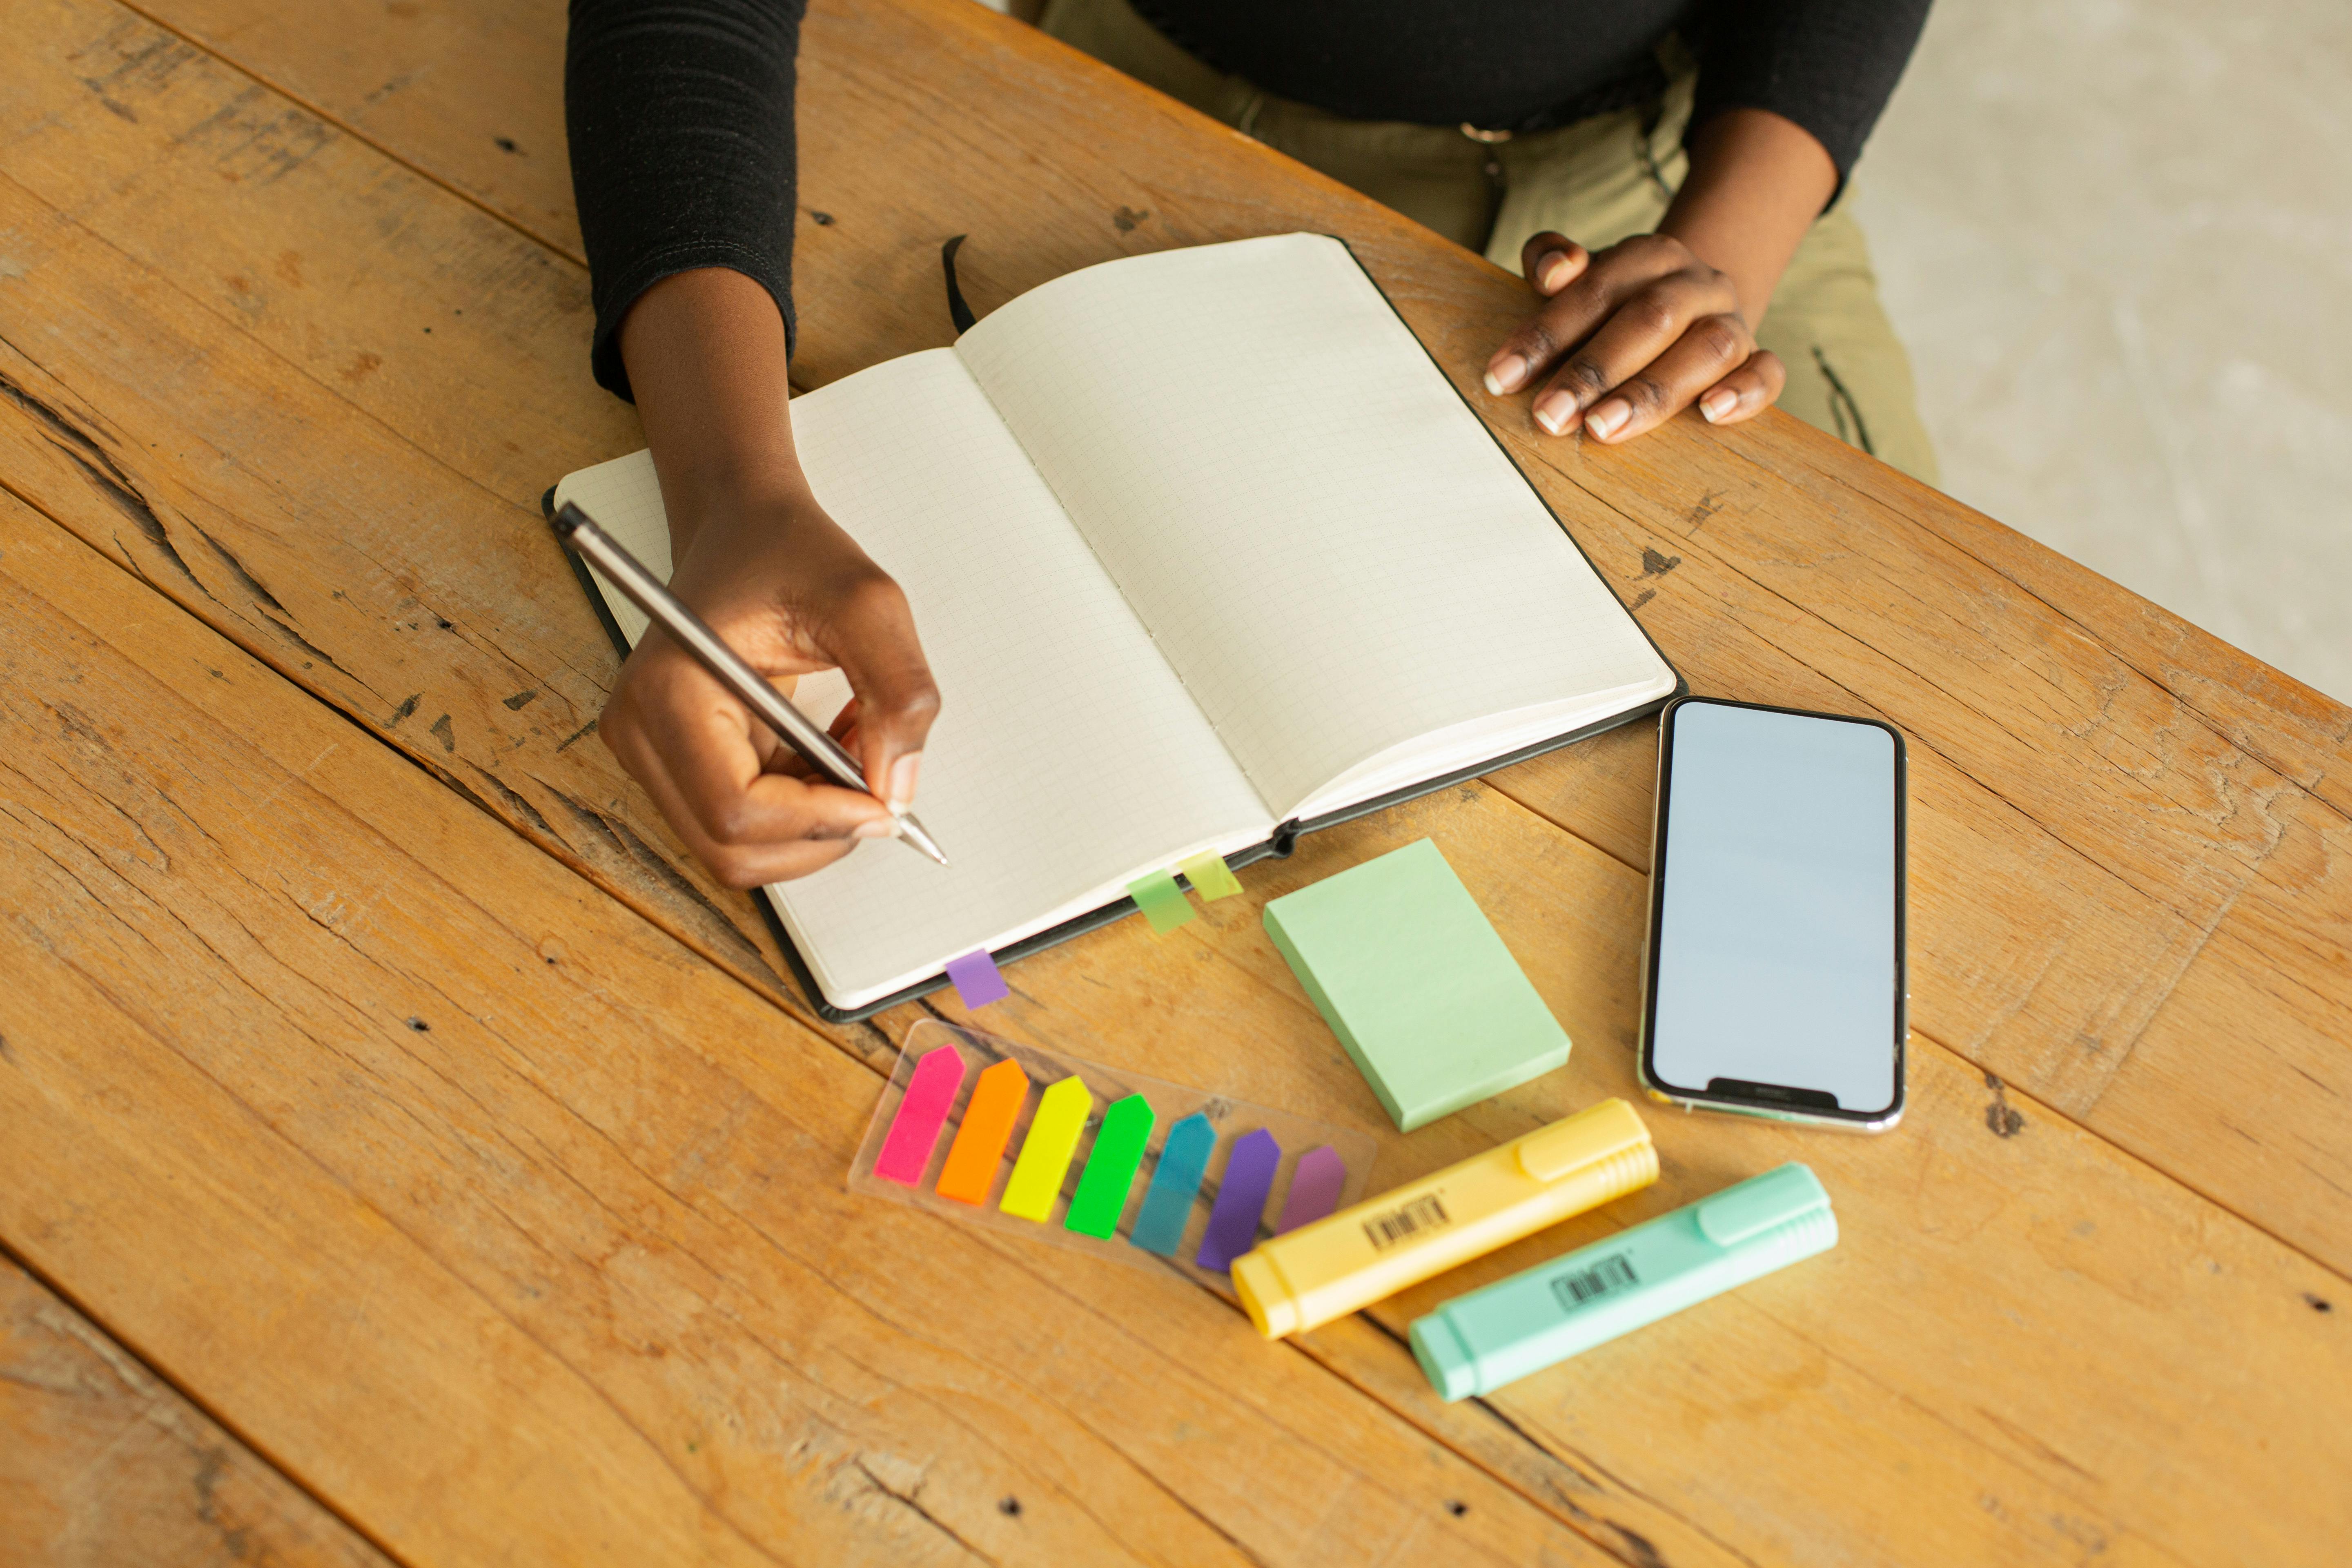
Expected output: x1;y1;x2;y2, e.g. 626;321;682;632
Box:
552;501;949;866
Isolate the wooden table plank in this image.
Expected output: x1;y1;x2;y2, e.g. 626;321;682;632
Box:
7;479;2348;1564
0;1255;396;1568
1;492;1631;1567
22;0;2349;1269
118;0;590;263
113;0;2352;842
0;2;806;1006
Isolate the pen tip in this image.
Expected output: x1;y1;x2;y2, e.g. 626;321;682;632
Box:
896;812;950;866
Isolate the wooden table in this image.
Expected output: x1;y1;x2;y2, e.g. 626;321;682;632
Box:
4;2;2347;1562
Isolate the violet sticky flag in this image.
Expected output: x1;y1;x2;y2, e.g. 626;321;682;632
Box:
1276;1145;1348;1233
873;1045;967;1186
943;948;1009;1009
1065;1094;1154;1238
1197;1128;1283;1272
1129;1111;1215;1257
1126;869;1196;933
1000;1075;1092;1221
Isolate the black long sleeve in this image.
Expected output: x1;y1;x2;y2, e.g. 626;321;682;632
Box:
562;1;1929;402
1691;0;1929;183
1136;1;1929;176
565;0;805;402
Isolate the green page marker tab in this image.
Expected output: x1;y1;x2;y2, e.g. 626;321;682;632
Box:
1065;1094;1155;1238
1178;851;1243;902
1127;869;1196;933
1000;1076;1093;1221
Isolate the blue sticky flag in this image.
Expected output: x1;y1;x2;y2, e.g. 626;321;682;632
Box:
1129;1112;1216;1256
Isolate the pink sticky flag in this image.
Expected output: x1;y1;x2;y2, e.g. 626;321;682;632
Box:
944;949;1009;1009
1276;1145;1348;1233
874;1045;967;1185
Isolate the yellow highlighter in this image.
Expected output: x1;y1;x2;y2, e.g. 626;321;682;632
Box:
1229;1098;1657;1339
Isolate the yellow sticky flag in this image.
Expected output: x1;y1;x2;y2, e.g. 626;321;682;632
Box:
1000;1076;1092;1221
1178;851;1244;902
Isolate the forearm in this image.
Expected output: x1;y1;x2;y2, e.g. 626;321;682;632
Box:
566;0;807;403
617;267;809;559
1657;108;1837;327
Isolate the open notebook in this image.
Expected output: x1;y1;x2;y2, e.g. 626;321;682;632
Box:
552;234;1679;1019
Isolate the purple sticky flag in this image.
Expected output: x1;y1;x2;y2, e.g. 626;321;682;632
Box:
1276;1145;1348;1234
873;1045;967;1185
943;949;1009;1009
1196;1128;1282;1272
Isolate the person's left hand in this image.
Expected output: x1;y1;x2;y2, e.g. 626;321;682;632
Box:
1482;229;1786;444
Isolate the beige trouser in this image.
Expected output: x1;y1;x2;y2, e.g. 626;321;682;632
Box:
1040;0;1938;483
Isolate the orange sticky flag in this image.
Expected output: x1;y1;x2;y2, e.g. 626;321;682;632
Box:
935;1058;1030;1205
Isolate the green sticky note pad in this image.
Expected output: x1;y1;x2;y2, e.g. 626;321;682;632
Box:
1127;869;1196;933
1262;838;1570;1131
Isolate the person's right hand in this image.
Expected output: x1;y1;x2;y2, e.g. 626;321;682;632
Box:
601;266;940;888
598;483;940;888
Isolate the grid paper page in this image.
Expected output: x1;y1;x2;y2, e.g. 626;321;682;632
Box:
554;452;671;648
555;350;1270;1008
958;233;1676;818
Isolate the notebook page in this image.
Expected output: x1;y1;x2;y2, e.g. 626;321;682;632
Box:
957;234;1675;818
554;349;1269;1008
555;450;673;647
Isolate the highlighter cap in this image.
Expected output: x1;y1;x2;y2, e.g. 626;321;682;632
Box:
1516;1097;1650;1181
1695;1162;1829;1244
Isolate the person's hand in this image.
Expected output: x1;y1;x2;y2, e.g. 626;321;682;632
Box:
1481;230;1786;444
599;483;940;888
600;266;940;887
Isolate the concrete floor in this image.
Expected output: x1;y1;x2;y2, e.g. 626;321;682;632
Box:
1852;0;2352;702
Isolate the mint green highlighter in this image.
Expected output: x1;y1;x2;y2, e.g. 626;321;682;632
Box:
1409;1163;1836;1400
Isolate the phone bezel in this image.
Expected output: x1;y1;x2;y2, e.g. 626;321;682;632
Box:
1635;695;1909;1132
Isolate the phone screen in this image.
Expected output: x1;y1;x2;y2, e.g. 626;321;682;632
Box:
1642;698;1904;1122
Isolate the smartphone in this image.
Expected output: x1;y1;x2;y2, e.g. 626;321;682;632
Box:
1637;695;1907;1131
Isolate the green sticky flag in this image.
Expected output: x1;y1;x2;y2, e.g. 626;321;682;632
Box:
1064;1094;1154;1238
1127;869;1196;933
1178;851;1244;902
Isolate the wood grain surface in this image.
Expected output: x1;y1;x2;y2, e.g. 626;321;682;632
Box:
7;454;2349;1564
4;0;2349;1562
0;1256;395;1568
18;0;2344;1272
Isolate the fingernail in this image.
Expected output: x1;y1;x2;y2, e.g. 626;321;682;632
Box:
1585;399;1630;440
1534;390;1577;435
1536;251;1572;292
886;752;922;812
1700;388;1738;423
1484;354;1529;396
854;817;898;840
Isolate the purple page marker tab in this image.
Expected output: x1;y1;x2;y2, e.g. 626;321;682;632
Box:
943;949;1009;1009
873;1045;967;1185
1197;1128;1282;1272
1276;1145;1348;1234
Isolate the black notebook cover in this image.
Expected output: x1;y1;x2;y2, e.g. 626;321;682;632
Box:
543;236;1684;1022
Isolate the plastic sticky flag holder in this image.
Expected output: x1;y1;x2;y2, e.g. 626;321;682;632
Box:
849;1020;1378;1278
